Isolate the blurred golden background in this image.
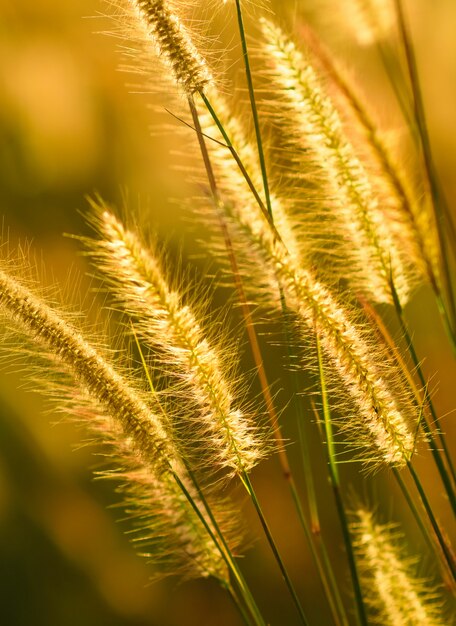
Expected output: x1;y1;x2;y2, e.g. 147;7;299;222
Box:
0;1;455;624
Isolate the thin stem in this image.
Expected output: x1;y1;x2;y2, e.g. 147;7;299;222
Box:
132;322;266;626
393;0;456;332
287;481;348;626
393;468;456;592
240;471;309;626
198;92;280;237
185;467;267;626
173;471;266;626
223;581;256;626
191;89;340;625
280;299;348;626
233;0;273;218
360;299;456;587
406;462;456;580
390;282;456;507
316;333;368;626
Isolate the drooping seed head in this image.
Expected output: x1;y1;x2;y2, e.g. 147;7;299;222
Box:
259;18;417;305
195;89;417;468
127;0;212;92
351;506;446;625
86;204;264;479
0;262;230;581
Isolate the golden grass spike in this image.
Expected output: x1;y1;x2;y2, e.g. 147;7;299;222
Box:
297;19;440;293
341;0;395;47
259;18;417;305
113;0;212;93
195;90;416;467
351;506;446;625
0;263;228;582
86;203;264;479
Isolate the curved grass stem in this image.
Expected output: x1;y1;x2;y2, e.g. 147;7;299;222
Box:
393;0;456;335
315;333;368;626
233;0;272;218
281;300;349;626
132;322;267;626
390;281;456;508
240;471;309;626
223;581;256;626
173;471;266;626
393;468;456;593
189;89;310;626
406;462;456;581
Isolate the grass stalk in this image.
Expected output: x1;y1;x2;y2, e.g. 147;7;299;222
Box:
189;91;311;623
389;279;456;506
240;471;309;626
223;581;256;626
393;468;456;593
233;0;273;218
281;300;349;626
173;471;266;626
202;74;348;624
360;299;456;586
203;17;349;617
198;92;277;232
133;323;267;626
315;332;368;626
392;0;456;333
406;461;456;581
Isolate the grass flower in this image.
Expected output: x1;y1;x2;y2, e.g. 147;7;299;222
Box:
259;18;418;305
108;0;212;93
197;89;416;467
1;1;454;624
0;261;232;581
351;506;446;625
85;202;264;479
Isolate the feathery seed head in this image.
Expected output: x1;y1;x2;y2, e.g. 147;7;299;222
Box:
0;262;229;581
343;0;395;47
351;507;446;625
259;18;417;305
194;89;416;467
87;204;264;479
120;0;212;93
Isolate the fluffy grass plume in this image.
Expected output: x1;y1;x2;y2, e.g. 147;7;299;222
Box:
106;0;212;93
340;0;395;47
297;20;441;294
351;506;447;625
196;89;416;468
85;202;264;479
259;17;420;305
0;260;233;582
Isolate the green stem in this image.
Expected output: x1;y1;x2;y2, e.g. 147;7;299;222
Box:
393;0;456;333
234;0;272;218
174;471;266;626
198;91;277;233
391;284;456;508
241;471;310;626
393;468;456;591
186;468;266;626
280;297;349;626
202;74;345;625
406;462;456;580
223;581;255;626
316;333;368;626
287;481;348;626
170;95;268;626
